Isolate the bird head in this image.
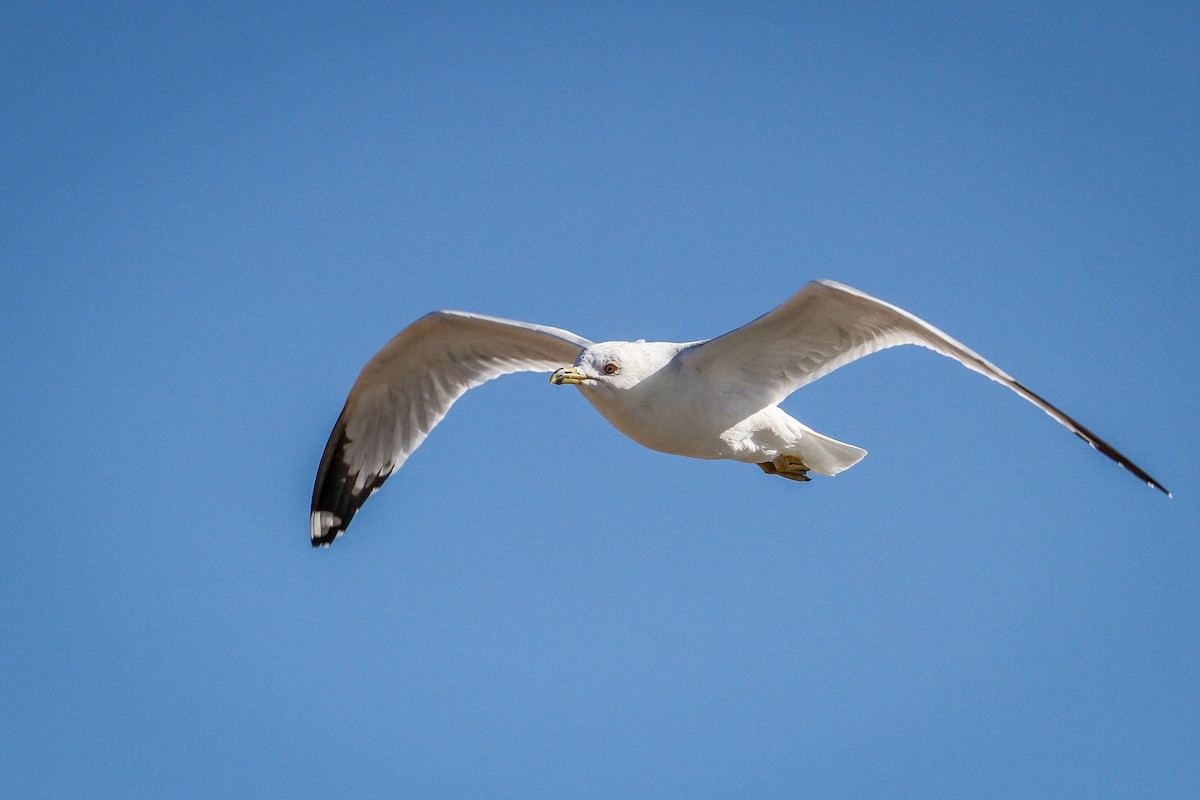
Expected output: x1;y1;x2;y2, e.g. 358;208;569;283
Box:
550;340;677;392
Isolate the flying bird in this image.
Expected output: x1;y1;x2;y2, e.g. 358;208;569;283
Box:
311;280;1168;546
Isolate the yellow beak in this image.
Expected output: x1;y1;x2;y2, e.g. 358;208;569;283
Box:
550;366;592;385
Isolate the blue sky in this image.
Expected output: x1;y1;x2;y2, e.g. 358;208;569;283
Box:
2;2;1197;797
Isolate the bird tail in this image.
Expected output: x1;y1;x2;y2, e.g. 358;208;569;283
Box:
791;424;868;476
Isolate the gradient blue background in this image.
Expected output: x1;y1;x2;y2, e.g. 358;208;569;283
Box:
3;3;1197;797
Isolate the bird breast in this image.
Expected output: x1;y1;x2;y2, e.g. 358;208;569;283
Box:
578;368;769;460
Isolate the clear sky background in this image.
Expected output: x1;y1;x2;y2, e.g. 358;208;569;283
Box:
3;3;1197;798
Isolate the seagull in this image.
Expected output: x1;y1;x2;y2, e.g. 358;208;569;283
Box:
311;280;1169;546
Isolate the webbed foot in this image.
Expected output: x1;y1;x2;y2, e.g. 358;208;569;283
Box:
757;455;811;482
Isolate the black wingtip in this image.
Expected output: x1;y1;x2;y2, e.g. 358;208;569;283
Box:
311;529;339;549
1017;381;1171;500
311;398;398;547
310;408;379;548
309;507;345;547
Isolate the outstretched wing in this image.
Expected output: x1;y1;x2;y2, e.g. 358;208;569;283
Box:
681;280;1169;495
311;311;592;547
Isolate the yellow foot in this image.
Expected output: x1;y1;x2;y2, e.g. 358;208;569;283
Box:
757;455;811;482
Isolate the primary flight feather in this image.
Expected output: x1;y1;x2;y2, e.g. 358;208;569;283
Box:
311;280;1169;547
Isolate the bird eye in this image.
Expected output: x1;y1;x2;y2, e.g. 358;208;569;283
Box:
603;362;619;375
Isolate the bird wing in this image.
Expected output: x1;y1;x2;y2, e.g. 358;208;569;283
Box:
311;311;592;546
680;279;1169;495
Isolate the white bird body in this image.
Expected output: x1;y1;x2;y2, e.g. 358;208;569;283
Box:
310;280;1169;547
571;340;866;471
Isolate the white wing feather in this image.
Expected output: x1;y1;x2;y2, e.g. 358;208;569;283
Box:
311;311;591;546
681;280;1169;495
